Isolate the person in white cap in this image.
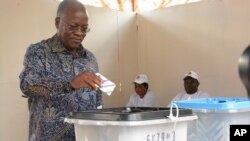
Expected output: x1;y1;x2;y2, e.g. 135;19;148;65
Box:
170;71;210;104
127;74;157;107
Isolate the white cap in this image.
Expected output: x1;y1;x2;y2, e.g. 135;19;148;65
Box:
133;74;149;84
183;71;199;81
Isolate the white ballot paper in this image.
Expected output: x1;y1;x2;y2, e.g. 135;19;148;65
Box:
96;73;116;96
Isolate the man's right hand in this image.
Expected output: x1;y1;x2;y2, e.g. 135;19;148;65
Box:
71;71;102;90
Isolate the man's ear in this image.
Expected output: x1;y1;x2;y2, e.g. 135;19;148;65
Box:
55;17;60;29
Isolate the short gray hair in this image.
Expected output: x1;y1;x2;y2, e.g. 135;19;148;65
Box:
56;0;84;17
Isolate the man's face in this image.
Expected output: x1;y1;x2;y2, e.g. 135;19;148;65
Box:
56;5;89;51
184;77;199;94
134;83;147;98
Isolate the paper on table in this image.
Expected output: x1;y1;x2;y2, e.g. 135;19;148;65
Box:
96;73;116;96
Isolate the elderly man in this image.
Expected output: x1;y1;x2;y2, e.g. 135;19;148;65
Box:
19;0;102;140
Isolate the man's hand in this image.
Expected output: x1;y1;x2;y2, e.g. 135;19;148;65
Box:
71;71;102;90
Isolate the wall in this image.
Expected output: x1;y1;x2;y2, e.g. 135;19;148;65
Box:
0;0;58;140
138;0;250;106
83;4;138;108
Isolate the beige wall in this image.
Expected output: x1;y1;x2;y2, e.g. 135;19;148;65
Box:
1;0;250;140
83;5;138;108
138;0;249;106
0;0;58;140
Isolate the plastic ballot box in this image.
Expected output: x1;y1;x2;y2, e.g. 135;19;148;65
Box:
174;97;250;141
65;107;197;141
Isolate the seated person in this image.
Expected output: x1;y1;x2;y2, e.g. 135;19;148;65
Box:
127;74;157;107
170;71;210;105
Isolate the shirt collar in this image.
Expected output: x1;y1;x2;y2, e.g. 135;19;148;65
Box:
49;34;86;58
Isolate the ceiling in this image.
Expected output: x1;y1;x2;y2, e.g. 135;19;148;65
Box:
59;0;202;12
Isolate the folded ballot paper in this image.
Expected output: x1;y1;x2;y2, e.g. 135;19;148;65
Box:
96;73;116;96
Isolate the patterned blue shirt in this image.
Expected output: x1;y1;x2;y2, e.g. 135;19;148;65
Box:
19;35;102;141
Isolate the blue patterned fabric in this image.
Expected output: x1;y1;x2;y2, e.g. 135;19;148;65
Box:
19;35;102;141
